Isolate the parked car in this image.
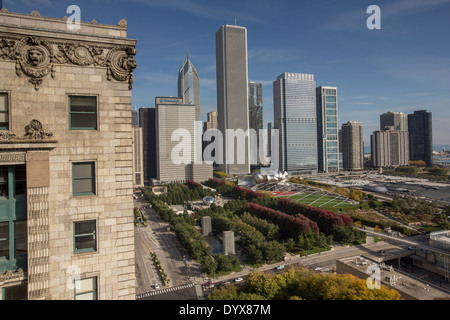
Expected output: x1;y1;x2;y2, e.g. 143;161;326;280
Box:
154;284;159;289
234;277;244;282
275;265;285;270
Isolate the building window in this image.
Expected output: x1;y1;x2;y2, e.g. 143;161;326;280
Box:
69;96;97;130
72;162;96;196
14;221;27;257
2;284;27;300
0;165;27;273
73;220;97;253
0;93;9;130
74;277;98;300
0;222;8;259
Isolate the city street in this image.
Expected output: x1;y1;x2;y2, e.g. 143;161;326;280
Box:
134;196;205;295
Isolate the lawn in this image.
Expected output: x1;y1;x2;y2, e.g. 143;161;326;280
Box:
280;192;357;212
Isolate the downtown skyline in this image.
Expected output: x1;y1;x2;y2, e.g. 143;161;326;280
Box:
4;0;450;146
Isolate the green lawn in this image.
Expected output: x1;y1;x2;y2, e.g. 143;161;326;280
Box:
281;192;357;212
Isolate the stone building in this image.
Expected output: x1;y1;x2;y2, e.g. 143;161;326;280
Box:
0;9;137;299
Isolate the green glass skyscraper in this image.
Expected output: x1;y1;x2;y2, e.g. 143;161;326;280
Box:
316;86;339;172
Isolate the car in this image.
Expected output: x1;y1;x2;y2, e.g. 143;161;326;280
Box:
379;250;386;254
234;277;244;282
222;281;231;285
275;265;285;270
154;284;159;289
204;281;213;287
314;267;322;271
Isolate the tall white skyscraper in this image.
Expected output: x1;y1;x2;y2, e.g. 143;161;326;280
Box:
215;25;250;175
273;72;317;175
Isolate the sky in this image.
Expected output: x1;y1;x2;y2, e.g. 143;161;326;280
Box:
3;0;450;146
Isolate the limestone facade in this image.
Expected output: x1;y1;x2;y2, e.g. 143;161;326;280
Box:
0;9;136;300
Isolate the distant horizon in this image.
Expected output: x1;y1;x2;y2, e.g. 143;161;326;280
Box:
363;144;450;154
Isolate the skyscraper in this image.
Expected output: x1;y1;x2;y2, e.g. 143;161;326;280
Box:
248;81;263;165
216;25;250;175
316;86;339;172
155;97;212;183
371;127;409;167
139;107;157;183
341;121;364;171
203;111;218;132
178;54;200;122
380;111;408;131
273;72;317;175
408;110;433;166
203;111;218;167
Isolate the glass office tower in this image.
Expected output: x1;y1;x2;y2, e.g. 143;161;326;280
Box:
317;86;339;172
408;110;433;166
273;73;317;175
178;55;200;122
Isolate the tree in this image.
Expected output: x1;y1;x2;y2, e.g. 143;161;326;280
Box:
244;271;281;300
285;238;296;252
202;255;217;275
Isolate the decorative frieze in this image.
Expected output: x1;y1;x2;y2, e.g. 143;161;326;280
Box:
27;186;50;300
0;269;26;286
0;120;53;143
0;35;137;90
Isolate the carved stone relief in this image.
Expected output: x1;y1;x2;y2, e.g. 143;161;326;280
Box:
0;34;137;90
0;119;53;141
12;37;56;90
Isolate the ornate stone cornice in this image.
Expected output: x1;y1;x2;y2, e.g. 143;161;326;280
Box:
0;35;137;90
0;268;26;286
0;119;53;141
0;120;57;153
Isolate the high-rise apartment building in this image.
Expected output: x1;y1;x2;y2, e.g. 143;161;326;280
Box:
380;111;408;131
215;25;250;175
178;55;200;122
341;121;364;171
248;81;263;165
408;110;433;166
370;127;409;167
0;10;136;299
273;73;317;175
139;107;157;183
316;86;339;172
155;98;212;183
203;111;218;132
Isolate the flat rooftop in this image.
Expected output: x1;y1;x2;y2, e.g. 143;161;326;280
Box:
338;256;450;300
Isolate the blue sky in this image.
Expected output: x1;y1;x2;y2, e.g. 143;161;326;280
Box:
4;0;450;146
